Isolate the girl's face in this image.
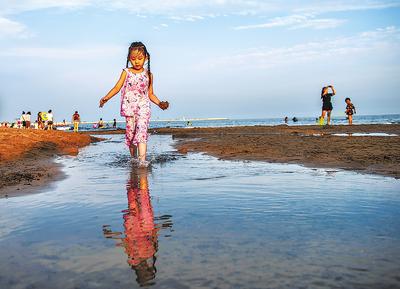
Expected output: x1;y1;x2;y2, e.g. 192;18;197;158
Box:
129;49;146;70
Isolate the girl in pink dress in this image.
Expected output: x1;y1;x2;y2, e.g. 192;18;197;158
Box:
100;42;169;167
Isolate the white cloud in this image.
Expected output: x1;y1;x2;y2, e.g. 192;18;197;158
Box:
0;0;92;14
233;1;400;31
202;26;400;69
169;15;206;22
1;0;399;16
295;1;400;14
0;45;124;59
0;16;32;38
235;14;308;30
235;14;346;30
290;18;347;30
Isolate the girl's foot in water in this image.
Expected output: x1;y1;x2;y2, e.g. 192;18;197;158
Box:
138;160;150;168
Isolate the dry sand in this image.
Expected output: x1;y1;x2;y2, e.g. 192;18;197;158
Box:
151;124;400;178
0;128;100;197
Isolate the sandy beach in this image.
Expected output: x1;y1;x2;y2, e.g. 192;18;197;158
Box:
151;124;400;178
3;124;399;198
0;128;100;197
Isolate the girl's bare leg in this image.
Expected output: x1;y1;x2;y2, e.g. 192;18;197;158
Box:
138;143;147;162
327;111;331;125
348;115;353;125
129;145;138;157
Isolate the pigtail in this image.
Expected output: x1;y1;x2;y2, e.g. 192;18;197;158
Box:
146;52;151;88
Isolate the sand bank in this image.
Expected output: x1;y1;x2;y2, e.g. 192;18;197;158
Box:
0;128;100;197
151;124;400;178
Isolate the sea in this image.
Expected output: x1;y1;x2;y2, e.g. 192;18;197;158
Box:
75;114;400;131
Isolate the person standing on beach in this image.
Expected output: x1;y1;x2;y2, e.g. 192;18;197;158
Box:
113;118;117;128
345;98;356;125
320;85;336;125
25;112;31;129
99;41;169;167
72;111;80;132
47;110;54;130
37;112;44;129
20;111;26;129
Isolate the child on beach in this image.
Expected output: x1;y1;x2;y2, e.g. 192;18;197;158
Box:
345;98;356;125
319;85;336;126
47;110;54;130
37;112;44;130
99;41;169;167
20;111;26;128
25;112;31;129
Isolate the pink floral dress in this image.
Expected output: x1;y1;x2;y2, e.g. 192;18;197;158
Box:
120;68;151;147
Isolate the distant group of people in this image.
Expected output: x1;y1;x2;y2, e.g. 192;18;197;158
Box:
0;109;120;133
20;111;32;128
93;118;117;130
36;110;54;130
320;85;356;125
72;111;117;132
284;116;298;123
283;85;357;126
1;110;55;130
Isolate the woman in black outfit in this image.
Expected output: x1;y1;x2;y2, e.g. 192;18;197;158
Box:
320;85;336;125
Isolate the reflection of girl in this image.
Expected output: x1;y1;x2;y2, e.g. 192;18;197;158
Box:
103;168;158;286
124;168;158;285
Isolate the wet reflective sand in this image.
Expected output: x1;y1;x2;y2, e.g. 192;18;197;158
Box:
0;135;399;289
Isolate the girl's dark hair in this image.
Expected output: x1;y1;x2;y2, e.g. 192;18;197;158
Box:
126;41;151;87
345;97;351;102
321;87;327;98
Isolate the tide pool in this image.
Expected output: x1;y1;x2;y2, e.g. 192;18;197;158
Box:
0;134;399;289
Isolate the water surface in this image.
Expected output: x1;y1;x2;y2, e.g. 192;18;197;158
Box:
0;134;399;289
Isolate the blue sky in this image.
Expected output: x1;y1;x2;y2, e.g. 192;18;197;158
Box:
0;0;399;122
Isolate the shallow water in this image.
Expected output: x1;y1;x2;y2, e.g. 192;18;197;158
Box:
332;133;398;137
0;135;399;289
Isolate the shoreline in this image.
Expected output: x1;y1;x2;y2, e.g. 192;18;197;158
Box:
0;128;101;198
1;123;399;198
151;124;400;178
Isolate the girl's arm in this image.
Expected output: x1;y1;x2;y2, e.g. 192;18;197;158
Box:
330;85;336;95
148;73;168;110
99;70;127;107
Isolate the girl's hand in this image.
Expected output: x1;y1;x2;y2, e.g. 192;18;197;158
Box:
99;97;107;108
158;101;169;110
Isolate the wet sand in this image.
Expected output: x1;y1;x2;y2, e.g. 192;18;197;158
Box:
151;124;400;178
0;128;100;197
3;124;398;198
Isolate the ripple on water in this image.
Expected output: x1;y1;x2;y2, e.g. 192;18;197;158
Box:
0;134;399;289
